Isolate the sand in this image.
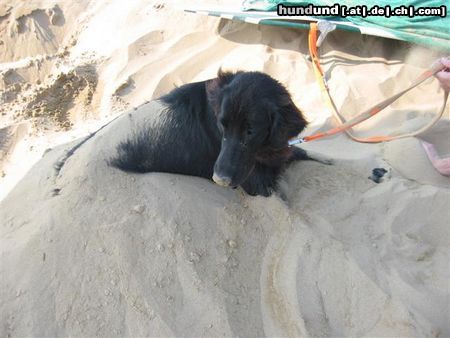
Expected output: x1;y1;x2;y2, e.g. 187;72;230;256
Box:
1;0;449;337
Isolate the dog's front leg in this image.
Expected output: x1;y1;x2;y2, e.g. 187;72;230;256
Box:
289;146;334;165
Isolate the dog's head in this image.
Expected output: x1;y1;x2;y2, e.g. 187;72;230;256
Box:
206;70;307;188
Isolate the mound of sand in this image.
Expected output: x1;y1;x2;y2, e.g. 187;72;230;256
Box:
0;0;449;337
1;100;449;337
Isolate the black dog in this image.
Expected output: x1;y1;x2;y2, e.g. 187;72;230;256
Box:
110;70;324;196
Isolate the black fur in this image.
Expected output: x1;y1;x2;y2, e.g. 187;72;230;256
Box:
110;70;312;196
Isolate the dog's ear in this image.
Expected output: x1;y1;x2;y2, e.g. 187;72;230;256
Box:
205;68;236;114
268;95;308;148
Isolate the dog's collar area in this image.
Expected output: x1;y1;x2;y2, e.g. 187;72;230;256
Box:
288;138;305;146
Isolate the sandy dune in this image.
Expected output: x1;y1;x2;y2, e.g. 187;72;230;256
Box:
1;0;449;337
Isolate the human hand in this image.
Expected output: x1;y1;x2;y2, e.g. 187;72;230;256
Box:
435;57;450;92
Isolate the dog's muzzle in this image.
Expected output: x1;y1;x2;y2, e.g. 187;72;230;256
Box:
212;173;232;187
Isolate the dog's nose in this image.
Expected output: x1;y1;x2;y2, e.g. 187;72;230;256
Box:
212;173;231;187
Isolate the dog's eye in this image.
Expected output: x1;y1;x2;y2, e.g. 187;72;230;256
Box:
220;117;228;128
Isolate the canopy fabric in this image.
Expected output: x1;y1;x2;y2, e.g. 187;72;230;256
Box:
242;0;450;52
184;7;405;41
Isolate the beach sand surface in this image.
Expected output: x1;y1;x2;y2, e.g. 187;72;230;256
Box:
1;1;449;337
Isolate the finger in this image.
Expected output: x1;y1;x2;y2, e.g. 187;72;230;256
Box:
440;57;450;68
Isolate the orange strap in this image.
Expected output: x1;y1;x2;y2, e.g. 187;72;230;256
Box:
293;22;449;144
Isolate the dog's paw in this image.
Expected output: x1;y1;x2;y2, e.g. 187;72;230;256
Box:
317;157;334;165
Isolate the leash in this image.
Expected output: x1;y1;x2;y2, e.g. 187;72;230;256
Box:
289;22;449;146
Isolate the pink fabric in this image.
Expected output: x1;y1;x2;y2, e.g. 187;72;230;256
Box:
420;58;450;177
421;141;450;176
